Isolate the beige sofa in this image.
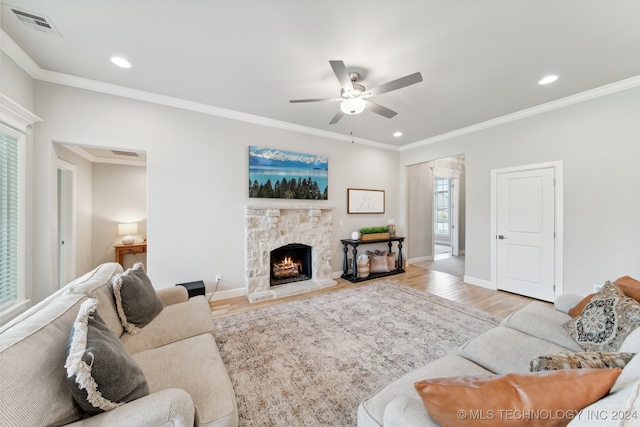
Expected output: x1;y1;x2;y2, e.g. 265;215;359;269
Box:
0;262;238;427
358;295;640;426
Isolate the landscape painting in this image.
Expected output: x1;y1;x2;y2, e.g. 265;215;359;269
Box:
249;146;328;200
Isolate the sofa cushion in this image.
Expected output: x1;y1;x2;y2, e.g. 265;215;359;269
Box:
502;301;584;352
458;326;574;374
65;262;125;336
112;262;163;334
530;351;635;371
382;396;439;427
0;293;87;426
132;333;238;427
121;296;215;354
65;298;149;415
564;281;640;352
357;354;492;427
414;369;621;427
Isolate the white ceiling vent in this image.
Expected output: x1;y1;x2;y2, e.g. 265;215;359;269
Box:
8;6;61;36
111;150;140;157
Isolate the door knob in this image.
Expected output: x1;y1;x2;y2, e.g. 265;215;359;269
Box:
497;235;507;240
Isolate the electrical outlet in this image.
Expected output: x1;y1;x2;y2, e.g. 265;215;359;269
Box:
216;274;222;283
387;219;395;225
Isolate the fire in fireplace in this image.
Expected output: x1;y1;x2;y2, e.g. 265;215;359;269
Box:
270;243;312;286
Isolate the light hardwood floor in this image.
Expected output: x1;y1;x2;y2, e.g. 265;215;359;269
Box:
210;265;549;319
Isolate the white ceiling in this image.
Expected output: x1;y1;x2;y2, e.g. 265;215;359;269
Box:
2;0;639;148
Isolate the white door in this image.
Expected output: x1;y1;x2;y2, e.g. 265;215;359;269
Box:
496;167;555;301
57;162;76;289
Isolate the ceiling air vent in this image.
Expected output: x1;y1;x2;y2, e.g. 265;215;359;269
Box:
111;150;140;157
9;7;61;36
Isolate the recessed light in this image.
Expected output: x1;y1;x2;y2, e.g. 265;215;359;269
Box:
110;56;131;69
393;131;403;137
538;75;558;85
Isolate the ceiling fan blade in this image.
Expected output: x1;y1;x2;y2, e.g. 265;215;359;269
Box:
329;110;345;125
363;72;423;97
329;60;354;92
366;101;397;119
290;97;342;103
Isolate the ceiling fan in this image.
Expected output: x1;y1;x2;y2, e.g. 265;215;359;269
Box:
290;60;423;124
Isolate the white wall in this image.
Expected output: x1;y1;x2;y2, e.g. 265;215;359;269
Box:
92;163;147;269
31;82;399;301
400;87;640;296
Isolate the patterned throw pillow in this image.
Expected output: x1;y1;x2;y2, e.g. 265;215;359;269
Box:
65;298;149;415
112;262;163;334
563;281;640;352
530;352;636;372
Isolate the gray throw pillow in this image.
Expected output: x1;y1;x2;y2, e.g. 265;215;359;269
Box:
65;298;149;415
112;262;163;334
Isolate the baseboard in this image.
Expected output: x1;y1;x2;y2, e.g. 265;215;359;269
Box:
207;287;246;302
408;256;434;264
463;276;495;290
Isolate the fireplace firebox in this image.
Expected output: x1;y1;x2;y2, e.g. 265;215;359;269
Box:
270;243;312;286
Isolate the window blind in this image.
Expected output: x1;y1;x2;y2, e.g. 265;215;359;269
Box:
0;132;19;310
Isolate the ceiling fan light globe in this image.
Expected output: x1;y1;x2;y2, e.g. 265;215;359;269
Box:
340;99;366;115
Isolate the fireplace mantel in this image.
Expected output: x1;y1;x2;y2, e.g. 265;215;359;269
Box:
244;205;336;300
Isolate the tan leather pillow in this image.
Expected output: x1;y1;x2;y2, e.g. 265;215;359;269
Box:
615;275;640;302
414;369;621;427
568;276;640;318
568;293;594;317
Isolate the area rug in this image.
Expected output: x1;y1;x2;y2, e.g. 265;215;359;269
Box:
213;280;502;427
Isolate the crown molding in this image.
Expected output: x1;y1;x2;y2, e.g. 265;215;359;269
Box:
3;30;637;152
0;93;42;133
400;75;640;152
1;30;394;151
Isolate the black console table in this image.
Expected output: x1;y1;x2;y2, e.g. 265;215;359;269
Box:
340;236;405;283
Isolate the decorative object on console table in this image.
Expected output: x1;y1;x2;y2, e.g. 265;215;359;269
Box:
341;236;405;283
118;222;138;245
114;241;147;267
359;226;390;241
347;188;385;214
387;224;396;237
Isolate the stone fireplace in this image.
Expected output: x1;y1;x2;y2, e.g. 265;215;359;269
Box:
244;205;336;300
270;243;312;286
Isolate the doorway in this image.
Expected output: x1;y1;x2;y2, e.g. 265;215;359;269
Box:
406;155;465;278
57;160;76;289
491;161;563;301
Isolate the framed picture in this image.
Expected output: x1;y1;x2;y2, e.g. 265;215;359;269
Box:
347;188;385;214
248;146;328;200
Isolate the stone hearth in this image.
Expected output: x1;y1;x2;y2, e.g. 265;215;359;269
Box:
244;205;336;301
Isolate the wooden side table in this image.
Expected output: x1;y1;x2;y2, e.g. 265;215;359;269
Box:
114;241;147;266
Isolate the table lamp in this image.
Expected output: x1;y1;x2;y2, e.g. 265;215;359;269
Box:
118;223;138;245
